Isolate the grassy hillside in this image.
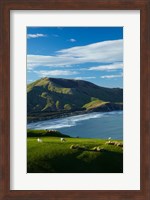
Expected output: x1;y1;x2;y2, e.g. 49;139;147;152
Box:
27;77;123;115
83;99;107;110
27;129;70;138
27;130;123;173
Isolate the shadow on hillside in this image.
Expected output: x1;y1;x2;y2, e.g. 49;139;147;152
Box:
27;150;123;173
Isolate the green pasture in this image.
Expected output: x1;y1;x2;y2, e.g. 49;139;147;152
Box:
27;130;123;173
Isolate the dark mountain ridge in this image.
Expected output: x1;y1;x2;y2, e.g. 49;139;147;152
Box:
27;77;123;121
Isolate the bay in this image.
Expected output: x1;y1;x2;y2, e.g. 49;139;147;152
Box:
27;111;123;140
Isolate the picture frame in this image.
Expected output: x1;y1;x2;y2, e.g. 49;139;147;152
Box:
0;0;149;199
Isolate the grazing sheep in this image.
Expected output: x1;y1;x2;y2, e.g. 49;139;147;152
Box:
46;129;58;133
70;145;79;149
70;145;75;149
96;147;101;151
105;141;115;145
70;145;86;150
37;138;42;143
116;143;123;147
61;138;66;142
92;147;98;151
92;147;107;152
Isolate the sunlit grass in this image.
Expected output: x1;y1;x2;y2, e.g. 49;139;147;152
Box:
27;133;123;173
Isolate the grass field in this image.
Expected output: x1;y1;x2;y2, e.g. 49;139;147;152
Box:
27;130;123;173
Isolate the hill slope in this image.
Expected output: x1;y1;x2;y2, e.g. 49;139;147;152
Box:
27;77;123;116
27;130;123;173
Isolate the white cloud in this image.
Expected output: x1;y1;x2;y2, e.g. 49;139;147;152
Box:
89;62;123;71
100;74;123;79
27;33;47;39
69;38;76;42
74;76;96;80
33;70;79;77
27;39;123;68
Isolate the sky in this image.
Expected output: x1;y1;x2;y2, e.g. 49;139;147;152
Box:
27;27;123;88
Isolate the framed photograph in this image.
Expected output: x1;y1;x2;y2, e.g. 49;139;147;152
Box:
27;26;124;174
0;0;149;199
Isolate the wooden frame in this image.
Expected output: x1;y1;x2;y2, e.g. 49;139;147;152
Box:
0;0;149;199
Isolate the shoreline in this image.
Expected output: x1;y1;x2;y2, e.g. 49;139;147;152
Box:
27;109;93;124
27;108;123;124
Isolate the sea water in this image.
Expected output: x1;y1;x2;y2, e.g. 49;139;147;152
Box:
27;111;123;140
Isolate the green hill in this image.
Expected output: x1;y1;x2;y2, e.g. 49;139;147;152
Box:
27;130;123;173
27;77;123;117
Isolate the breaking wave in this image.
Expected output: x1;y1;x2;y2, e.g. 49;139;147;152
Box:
27;111;122;130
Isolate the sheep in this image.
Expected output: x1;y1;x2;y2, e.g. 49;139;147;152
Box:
108;137;111;142
105;141;115;145
70;144;86;150
92;147;107;152
46;129;58;133
61;138;66;142
70;145;78;149
116;143;123;147
105;137;114;145
37;138;42;143
92;147;98;151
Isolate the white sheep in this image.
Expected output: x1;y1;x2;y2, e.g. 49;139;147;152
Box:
37;138;42;143
60;138;66;142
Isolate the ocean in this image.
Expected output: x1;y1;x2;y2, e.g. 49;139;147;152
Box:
27;111;123;140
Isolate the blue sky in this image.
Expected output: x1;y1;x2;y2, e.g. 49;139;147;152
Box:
27;27;123;88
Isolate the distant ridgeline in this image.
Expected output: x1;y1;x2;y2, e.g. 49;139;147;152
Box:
27;77;123;121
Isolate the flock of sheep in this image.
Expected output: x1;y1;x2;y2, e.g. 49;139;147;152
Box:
37;129;67;143
37;137;66;143
36;135;123;151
